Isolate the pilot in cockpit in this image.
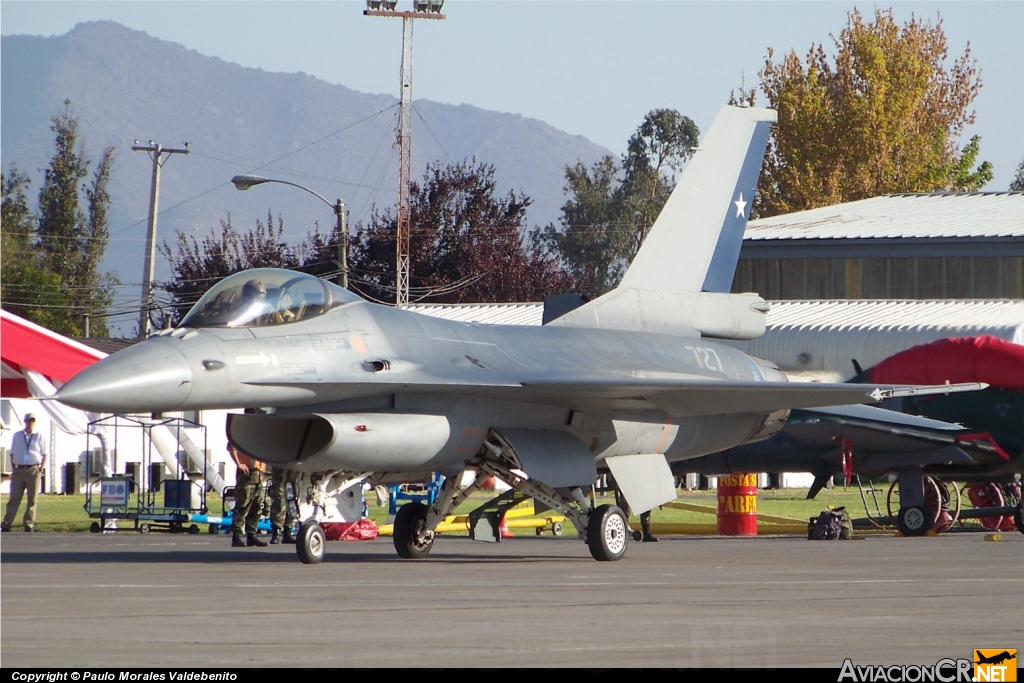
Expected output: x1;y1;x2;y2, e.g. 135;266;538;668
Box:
239;279;266;306
235;279;275;325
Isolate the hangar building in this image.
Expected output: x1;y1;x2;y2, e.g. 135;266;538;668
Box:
730;192;1023;300
411;192;1024;383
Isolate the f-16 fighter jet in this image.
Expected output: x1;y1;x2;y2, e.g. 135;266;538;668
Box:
56;106;980;562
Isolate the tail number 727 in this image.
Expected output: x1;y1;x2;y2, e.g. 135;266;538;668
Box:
685;346;724;372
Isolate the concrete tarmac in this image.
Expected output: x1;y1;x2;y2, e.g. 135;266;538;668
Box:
1;530;1021;668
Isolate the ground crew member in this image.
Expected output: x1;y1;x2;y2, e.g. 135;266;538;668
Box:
2;414;48;533
228;444;267;547
269;465;297;544
640;509;658;542
613;484;658;543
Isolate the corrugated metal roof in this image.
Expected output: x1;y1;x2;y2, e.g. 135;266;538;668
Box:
722;299;1024;379
744;193;1024;240
408;302;544;326
412;298;1024;381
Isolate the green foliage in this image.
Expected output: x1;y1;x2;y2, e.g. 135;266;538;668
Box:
538;109;699;297
535;156;630;297
620;109;700;258
1;102;116;336
2;165;78;332
947;135;993;192
756;8;991;217
1010;158;1024;192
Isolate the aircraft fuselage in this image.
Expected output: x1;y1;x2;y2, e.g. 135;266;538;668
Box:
58;299;784;475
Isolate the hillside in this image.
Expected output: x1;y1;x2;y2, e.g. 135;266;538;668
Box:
1;21;610;315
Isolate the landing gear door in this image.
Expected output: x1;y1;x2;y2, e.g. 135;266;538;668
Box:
605;453;677;514
494;428;597;489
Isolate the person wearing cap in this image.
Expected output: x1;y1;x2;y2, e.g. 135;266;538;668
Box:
2;414;48;532
228;444;268;547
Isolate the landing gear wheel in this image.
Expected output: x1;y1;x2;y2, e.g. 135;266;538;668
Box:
90;522;101;533
897;506;931;537
587;504;628;561
888;477;943;531
393;502;434;559
296;522;326;565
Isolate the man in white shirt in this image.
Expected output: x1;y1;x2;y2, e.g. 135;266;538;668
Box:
2;413;48;532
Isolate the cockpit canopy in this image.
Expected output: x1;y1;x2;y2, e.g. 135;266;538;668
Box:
179;268;359;328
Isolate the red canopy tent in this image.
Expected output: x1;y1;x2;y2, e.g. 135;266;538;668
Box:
1;310;105;398
869;335;1024;391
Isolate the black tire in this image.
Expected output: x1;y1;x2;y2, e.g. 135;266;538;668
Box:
587;504;629;561
1014;503;1023;536
296;522;326;565
393;502;433;559
631;530;643;542
897;506;932;537
139;524;151;534
89;522;101;533
188;524;200;535
552;522;563;537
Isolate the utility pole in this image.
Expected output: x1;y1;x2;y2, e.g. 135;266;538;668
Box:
365;1;445;307
132;141;189;338
336;199;348;289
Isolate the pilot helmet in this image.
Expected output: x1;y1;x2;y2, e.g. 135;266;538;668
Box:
241;279;267;301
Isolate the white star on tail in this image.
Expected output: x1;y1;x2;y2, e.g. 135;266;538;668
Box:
734;193;747;218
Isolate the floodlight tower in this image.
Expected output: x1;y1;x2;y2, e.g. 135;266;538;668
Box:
365;0;445;307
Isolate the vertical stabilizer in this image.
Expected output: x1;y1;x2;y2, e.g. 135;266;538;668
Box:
619;105;776;293
550;105;776;340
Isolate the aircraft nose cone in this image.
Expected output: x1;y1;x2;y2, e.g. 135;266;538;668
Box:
57;340;193;413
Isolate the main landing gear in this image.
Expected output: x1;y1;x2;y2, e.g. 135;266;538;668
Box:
390;430;630;562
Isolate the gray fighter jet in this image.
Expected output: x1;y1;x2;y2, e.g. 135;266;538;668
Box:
56;106;979;562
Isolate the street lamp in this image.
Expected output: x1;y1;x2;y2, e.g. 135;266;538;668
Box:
230;175;348;289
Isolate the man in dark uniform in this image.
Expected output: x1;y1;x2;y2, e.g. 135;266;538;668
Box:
228;444;268;547
269;465;298;544
613;485;659;543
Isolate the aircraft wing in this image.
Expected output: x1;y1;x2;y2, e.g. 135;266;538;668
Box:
519;379;985;417
249;373;984;418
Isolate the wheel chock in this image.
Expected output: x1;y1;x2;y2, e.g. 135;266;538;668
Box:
983;533;1002;542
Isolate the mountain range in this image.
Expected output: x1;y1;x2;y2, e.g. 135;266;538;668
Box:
1;21;610;325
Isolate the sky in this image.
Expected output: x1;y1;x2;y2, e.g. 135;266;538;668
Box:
3;0;1023;190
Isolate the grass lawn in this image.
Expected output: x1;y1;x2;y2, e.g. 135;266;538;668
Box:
1;485;889;533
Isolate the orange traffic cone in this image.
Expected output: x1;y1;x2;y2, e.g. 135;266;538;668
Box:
499;515;514;539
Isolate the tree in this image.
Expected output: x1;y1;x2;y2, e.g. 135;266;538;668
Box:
537;109;699;297
0;102;116;336
1011;158;1024;192
619;109;699;258
350;159;571;304
159;212;316;326
755;8;992;217
535;157;630;297
1;165;78;333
